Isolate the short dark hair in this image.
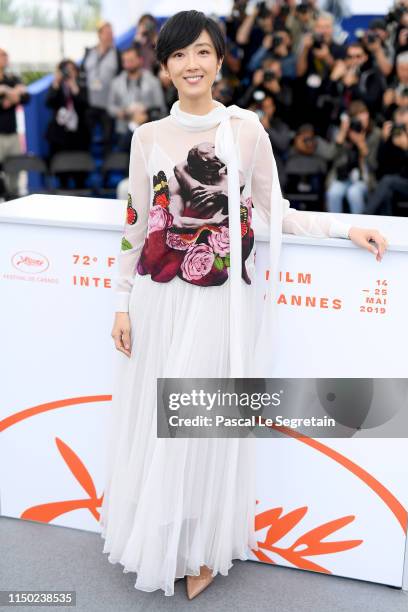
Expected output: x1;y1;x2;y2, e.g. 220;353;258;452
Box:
155;10;225;67
122;43;142;57
138;13;157;26
297;123;315;135
58;58;78;75
262;92;277;105
349;99;368;116
347;41;365;53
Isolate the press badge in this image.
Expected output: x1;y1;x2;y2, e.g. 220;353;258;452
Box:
90;78;103;91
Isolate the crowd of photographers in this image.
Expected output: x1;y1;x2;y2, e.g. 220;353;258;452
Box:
1;3;408;214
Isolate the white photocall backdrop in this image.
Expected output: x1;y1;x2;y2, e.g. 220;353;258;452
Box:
0;195;407;590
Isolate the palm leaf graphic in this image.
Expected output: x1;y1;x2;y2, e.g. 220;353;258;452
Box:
252;506;363;573
20;439;104;523
256;506;308;546
289;515;363;556
55;437;97;500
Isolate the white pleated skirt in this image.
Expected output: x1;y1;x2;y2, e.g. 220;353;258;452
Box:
99;272;259;596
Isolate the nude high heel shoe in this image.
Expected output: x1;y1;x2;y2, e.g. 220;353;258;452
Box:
186;565;214;600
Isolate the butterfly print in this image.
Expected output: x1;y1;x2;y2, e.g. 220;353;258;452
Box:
153;170;170;208
126;193;138;225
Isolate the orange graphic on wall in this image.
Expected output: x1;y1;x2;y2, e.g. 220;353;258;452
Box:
0;395;407;573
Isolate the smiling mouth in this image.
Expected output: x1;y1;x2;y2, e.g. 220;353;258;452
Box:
184;75;204;82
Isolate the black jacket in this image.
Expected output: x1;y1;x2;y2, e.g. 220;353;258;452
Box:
45;83;90;152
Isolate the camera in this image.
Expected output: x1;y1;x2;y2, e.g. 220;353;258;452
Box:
366;31;379;44
264;69;277;81
349;117;363;132
312;33;325;49
271;34;284;48
391;122;406;138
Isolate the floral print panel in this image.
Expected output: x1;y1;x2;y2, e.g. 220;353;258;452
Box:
135;141;254;286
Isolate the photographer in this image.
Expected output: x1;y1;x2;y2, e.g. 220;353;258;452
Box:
107;45;167;141
326;100;380;214
246;27;297;79
0;48;30;196
296;12;345;78
365;109;408;215
212;76;235;106
80;21;122;155
360;19;393;78
248;91;292;160
286;0;318;54
235;1;275;77
237;56;294;125
395;23;408;55
133;14;159;73
45;60;89;156
225;0;249;41
115;103;150;153
209;15;245;87
45;59;90;188
385;1;408;56
284;123;329;203
382;50;408;119
244;89;288;184
327;42;386;117
295;12;346;131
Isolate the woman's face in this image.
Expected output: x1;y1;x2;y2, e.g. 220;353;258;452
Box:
67;62;78;79
262;97;275;118
163;29;222;101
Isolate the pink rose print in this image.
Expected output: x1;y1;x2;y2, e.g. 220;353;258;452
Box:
181;244;215;281
166;231;191;251
208;226;230;256
148;205;173;233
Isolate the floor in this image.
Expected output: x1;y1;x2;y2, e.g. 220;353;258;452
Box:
0;516;406;612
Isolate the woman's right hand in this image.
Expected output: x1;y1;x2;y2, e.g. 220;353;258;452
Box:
111;312;132;357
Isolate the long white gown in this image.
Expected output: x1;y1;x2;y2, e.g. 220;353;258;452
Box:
98;102;352;596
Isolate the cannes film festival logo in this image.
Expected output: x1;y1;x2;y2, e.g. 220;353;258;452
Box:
11;251;50;274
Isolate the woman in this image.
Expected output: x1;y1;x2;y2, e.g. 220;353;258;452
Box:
99;11;388;600
326;99;381;214
45;59;90;188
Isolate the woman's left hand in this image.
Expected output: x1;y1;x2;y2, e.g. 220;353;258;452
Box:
348;227;389;262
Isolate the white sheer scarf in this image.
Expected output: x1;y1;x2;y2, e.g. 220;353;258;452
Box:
169;99;284;378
